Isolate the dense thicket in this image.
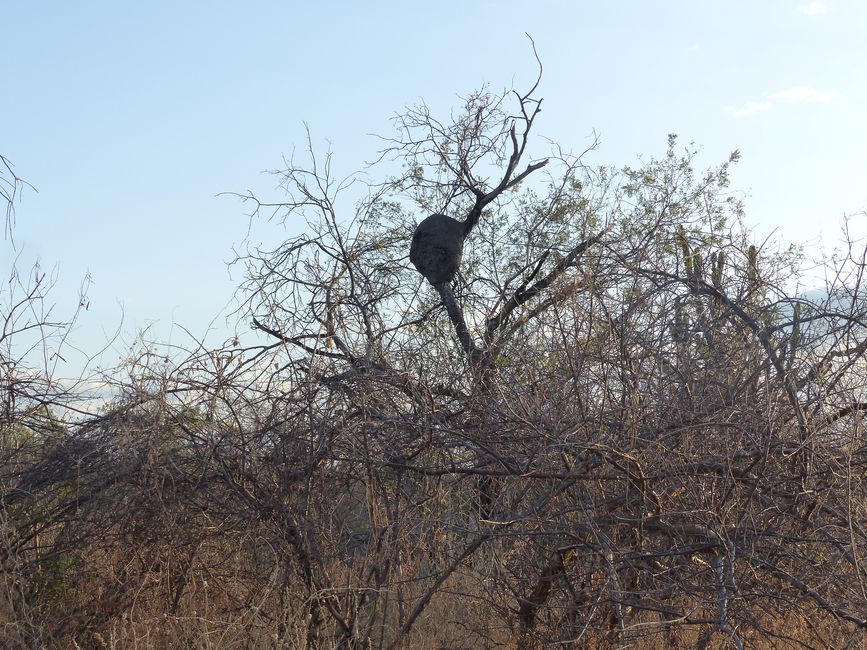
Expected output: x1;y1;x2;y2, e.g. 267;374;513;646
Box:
2;78;865;648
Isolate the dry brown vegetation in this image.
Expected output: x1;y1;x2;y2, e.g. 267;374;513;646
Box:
2;72;866;649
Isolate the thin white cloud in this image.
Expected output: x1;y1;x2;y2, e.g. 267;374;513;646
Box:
770;85;843;103
725;85;843;119
725;101;774;119
798;2;830;15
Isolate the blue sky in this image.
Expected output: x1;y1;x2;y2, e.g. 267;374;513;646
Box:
2;1;865;372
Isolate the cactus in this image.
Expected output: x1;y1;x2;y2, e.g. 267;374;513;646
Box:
677;226;691;273
747;245;758;285
692;251;703;281
789;303;802;363
712;251;725;288
672;301;689;343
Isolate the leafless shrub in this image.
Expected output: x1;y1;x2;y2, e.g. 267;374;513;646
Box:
1;69;865;650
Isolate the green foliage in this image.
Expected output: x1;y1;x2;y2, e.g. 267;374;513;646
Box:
27;553;82;604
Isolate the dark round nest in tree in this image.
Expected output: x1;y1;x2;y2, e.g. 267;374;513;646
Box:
409;213;466;286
